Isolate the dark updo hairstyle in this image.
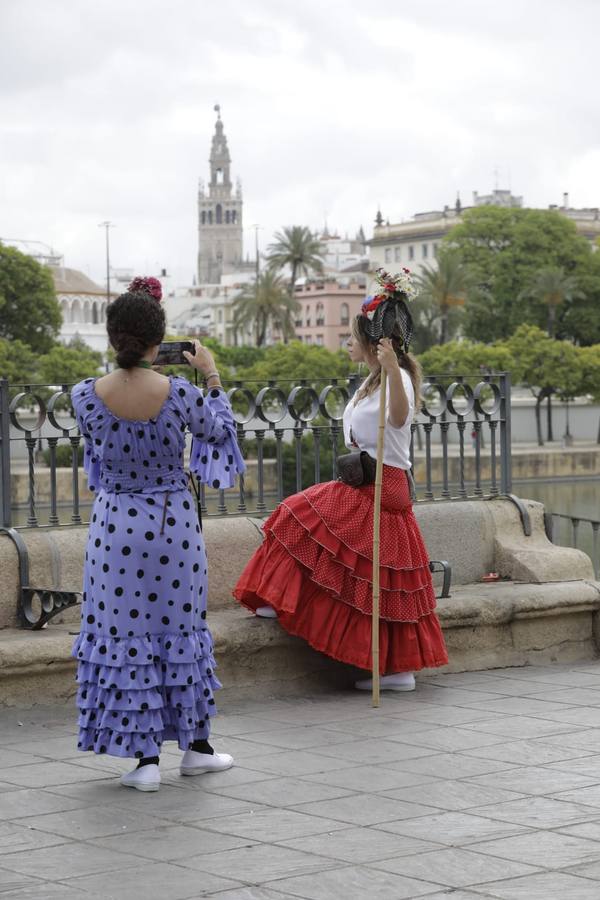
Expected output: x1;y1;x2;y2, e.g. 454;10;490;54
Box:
351;313;422;405
106;288;166;369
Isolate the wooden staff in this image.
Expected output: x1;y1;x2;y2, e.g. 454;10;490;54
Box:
372;366;388;708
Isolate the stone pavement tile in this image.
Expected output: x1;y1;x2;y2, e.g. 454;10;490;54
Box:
390;752;516;781
551;784;600;808
567;858;600;880
404;728;508;753
469;796;600;828
291;794;434;826
239;748;382;777
370;847;540;888
465;765;599;796
452;715;581;739
529;707;600;727
250;700;374;728
0;867;40;892
380;780;524;812
302;764;440;793
0;787;88;821
196;889;299;900
13;805;173;841
69;860;243;899
110;788;263;823
279;825;442;864
480;871;600;899
0;748;47;768
472;830;600;869
415;893;491;900
204;776;353;807
316;738;439;766
236;725;360;751
321;714;436;739
373;811;531;847
0;883;99;900
522;687;600;706
181;843;339;883
7;735;85;760
461;738;594;766
0;821;69;855
394;687;504;708
463;697;578;717
386;703;501;728
439;676;567;697
211;715;296;736
182;766;276;792
0;841;143;881
94;823;255;861
199;808;351;842
545;754;600;778
266;864;442;899
420;672;501;688
0;761;114;788
540;729;600;752
559;821;600;841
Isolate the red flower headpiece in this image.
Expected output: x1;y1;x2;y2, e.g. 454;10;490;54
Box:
128;276;162;301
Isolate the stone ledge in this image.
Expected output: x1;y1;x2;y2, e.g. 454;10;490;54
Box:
2;580;600;707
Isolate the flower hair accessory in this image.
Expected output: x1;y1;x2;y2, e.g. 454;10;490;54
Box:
360;267;417;346
128;276;163;301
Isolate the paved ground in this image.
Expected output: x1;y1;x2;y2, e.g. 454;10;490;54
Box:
5;663;600;898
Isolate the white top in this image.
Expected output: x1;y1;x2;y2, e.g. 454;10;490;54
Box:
342;368;415;470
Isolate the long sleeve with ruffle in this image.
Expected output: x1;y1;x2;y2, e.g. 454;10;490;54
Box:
173;377;245;489
71;378;101;492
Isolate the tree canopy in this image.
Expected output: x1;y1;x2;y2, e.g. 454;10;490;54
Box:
265;226;325;294
0;244;62;353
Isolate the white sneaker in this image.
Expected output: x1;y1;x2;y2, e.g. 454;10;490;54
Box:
255;605;278;618
355;672;416;692
120;763;160;792
180;749;234;776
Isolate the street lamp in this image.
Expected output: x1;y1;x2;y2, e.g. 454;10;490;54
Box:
98;221;114;306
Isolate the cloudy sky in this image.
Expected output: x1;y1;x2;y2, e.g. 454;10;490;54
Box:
1;0;599;288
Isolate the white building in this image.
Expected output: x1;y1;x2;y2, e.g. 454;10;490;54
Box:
51;266;112;354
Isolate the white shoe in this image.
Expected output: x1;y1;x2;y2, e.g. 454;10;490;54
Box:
355;672;416;692
120;763;160;792
255;605;278;618
180;749;234;776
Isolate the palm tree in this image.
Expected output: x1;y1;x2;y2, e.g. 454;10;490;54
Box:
265;226;325;295
414;251;469;344
519;266;583;338
232;271;300;347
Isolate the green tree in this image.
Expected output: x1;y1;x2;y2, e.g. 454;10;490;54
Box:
518;266;583;337
0;244;62;352
265;226;325;294
560;250;600;346
232;271;300;346
445;207;592;342
38;339;103;386
235;340;354;384
0;338;38;384
414;250;469;345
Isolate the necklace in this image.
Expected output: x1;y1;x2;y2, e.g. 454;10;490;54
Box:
117;360;154;382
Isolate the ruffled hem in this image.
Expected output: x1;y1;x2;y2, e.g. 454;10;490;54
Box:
235;563;448;674
72;629;221;757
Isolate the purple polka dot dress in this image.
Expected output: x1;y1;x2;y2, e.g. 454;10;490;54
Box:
70;375;245;759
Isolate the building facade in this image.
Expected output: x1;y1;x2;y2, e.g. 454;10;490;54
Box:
292;280;365;351
197;107;247;285
368;190;599;273
51;266;112;354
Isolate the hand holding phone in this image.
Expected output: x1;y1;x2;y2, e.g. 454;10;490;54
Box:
154;341;195;366
183;340;218;378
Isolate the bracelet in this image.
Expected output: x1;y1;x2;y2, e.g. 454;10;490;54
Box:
204;371;220;381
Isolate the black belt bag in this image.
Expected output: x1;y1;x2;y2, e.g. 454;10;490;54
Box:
337;450;377;487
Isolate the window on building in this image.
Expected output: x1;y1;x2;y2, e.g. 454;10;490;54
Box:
316;302;325;325
433;242;439;257
216;168;224;185
385;248;391;263
201;211;206;225
231;210;237;224
340;302;349;326
216;204;222;224
225;210;230;224
394;247;401;262
422;243;428;259
408;245;414;261
208;210;213;224
339;333;351;348
92;302;99;325
316;335;324;346
217;309;223;323
305;306;311;327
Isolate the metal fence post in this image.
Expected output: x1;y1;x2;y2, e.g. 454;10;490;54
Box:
0;379;11;528
499;372;512;495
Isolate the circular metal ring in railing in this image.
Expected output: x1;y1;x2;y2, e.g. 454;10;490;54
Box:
420;383;447;419
227;386;257;425
9;391;46;433
447;381;475;418
47;388;78;432
255;386;288;424
318;384;349;422
473;381;501;417
287;385;320;422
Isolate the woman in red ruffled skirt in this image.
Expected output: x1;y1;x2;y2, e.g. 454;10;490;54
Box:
233;281;448;690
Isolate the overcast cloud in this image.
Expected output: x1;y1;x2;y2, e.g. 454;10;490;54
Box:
1;0;598;287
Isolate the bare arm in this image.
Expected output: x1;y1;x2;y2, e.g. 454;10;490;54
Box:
376;339;410;428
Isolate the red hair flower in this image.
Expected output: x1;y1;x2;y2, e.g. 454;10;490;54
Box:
128;275;163;301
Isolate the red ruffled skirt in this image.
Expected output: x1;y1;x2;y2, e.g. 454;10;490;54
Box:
234;466;448;674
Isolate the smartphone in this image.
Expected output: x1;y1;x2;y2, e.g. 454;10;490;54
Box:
155;341;195;366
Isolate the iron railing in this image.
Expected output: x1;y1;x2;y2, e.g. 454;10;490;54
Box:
0;372;513;529
545;511;600;578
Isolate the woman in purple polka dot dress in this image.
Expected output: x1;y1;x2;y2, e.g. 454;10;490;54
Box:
71;277;245;792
